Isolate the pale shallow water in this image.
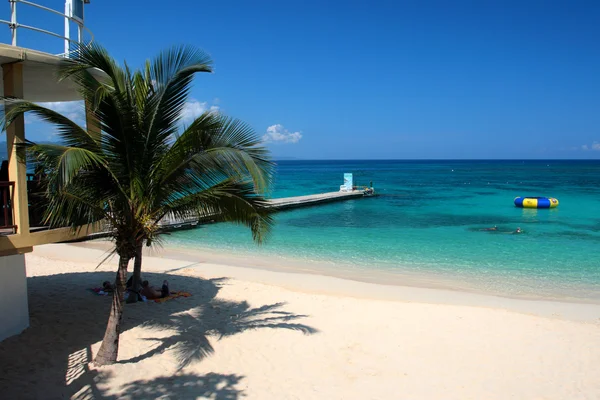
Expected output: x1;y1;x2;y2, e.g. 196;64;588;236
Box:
166;160;600;300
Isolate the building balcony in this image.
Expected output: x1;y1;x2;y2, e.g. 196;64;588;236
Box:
0;2;101;256
0;167;99;256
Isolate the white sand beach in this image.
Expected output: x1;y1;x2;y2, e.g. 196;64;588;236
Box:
1;242;600;399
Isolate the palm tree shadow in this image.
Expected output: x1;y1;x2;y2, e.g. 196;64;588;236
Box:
118;373;244;400
76;372;244;400
120;299;317;368
69;368;243;400
0;270;317;399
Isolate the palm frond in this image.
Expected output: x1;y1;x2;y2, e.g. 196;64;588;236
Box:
1;99;98;149
11;43;274;250
59;43;127;93
43;185;111;228
30;144;104;187
25;142;129;202
58;45;142;172
157;178;273;244
140;46;214;178
157;112;274;195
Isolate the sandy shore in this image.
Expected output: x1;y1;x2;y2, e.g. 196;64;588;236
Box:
1;242;600;399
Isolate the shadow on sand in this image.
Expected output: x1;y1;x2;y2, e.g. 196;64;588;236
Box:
0;271;317;399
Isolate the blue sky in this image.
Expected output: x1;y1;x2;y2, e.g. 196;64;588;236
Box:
4;0;600;159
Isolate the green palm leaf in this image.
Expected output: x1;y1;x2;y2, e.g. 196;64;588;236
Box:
1;42;275;365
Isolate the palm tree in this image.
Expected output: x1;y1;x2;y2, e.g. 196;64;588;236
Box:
2;44;274;365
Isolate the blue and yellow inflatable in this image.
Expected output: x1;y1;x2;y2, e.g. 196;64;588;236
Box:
514;197;559;209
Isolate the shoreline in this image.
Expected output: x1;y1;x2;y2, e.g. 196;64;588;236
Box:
70;239;600;304
4;242;599;398
53;241;600;322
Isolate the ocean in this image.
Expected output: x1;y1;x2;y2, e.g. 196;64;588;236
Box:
167;160;600;300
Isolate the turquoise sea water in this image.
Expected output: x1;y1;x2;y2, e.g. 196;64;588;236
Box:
167;160;600;300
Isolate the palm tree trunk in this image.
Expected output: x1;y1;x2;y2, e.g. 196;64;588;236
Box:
94;255;130;366
126;240;144;304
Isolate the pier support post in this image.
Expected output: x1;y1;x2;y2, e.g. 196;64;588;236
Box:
3;62;30;235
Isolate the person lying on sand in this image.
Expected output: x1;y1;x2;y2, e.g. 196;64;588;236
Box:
140;280;170;300
124;275;137;296
102;281;114;292
161;280;170;298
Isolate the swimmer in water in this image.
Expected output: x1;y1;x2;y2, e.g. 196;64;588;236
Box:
513;227;522;234
482;226;498;231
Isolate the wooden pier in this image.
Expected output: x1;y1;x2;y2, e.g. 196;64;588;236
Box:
267;190;364;210
68;190;368;242
161;190;366;226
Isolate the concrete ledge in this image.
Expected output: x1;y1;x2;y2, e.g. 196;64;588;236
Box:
0;223;102;256
0;44;105;102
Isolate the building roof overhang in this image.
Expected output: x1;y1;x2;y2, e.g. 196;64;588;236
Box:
0;44;104;102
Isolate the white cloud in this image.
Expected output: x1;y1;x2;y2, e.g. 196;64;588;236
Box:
262;124;302;144
24;99;221;133
43;101;86;123
580;141;600;151
180;99;207;124
180;99;219;124
26;101;86;126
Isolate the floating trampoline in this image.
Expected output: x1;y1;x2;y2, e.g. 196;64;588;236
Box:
514;197;559;209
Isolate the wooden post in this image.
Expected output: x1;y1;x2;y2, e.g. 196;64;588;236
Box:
2;63;30;235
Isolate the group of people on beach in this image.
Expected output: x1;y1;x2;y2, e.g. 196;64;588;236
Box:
481;226;522;234
101;277;171;300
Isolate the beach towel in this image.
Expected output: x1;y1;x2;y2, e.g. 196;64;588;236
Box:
154;291;192;303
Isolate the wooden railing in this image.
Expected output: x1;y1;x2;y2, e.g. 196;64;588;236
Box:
0;181;17;234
